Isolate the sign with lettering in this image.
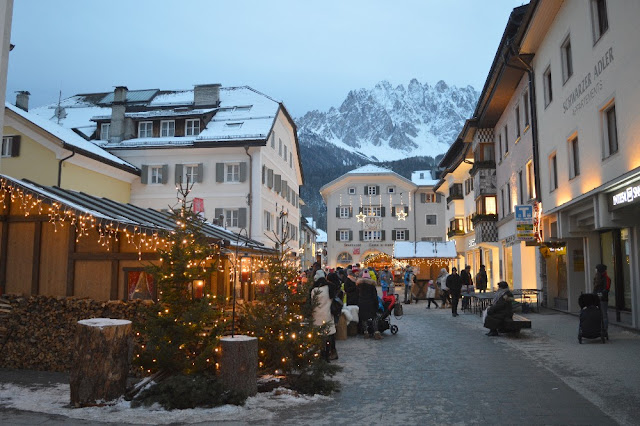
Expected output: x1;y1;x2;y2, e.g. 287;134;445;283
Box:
563;47;613;116
609;179;640;211
515;205;534;241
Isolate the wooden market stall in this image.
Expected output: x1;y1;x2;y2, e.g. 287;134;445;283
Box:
0;174;271;302
393;241;457;301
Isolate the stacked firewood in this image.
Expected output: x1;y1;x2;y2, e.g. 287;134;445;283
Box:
0;295;150;373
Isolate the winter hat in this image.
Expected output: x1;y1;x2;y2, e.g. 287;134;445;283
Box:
351;267;360;276
596;264;607;273
327;272;340;285
497;281;509;289
314;270;326;281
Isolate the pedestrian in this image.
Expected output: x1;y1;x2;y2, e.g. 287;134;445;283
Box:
593;263;611;336
357;270;379;337
483;281;514;336
311;270;338;360
345;268;359;306
446;267;463;317
461;265;474;293
403;266;414;304
380;266;391;297
475;265;488;293
425;280;439;309
437;268;450;308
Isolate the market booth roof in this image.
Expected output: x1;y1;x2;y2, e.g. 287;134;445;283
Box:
393;241;457;260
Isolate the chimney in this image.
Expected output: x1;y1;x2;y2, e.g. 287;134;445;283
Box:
194;84;221;107
109;86;128;143
15;91;30;111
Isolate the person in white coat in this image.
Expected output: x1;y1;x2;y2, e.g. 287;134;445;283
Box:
436;268;450;308
312;270;338;361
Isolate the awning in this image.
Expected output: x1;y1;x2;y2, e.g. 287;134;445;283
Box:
393;241;457;260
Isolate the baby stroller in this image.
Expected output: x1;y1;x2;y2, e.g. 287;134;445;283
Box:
368;294;399;335
578;293;606;344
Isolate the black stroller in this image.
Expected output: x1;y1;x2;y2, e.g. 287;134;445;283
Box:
367;295;399;335
578;293;606;344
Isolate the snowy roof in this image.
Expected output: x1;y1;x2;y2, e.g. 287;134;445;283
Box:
393;241;457;259
347;164;394;175
0;174;269;251
5;103;137;172
411;170;439;186
31;86;281;147
316;229;327;243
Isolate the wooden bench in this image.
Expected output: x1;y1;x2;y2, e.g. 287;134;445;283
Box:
499;314;531;334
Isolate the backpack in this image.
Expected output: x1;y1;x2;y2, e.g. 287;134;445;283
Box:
330;291;344;317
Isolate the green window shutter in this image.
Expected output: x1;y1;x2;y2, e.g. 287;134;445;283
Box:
162;165;169;184
359;230;363;241
381;230;385;241
214;208;223;225
391;207;396;217
381;207;385;217
336;231;340;241
392;230;396;240
336;207;340;218
140;165;148;184
11;136;21;157
421;193;426;203
375;185;380;195
404;206;409;215
349;207;353;218
238;208;247;229
282;180;288;198
262;165;266;184
406;230;410;240
364;185;368;194
267;169;274;188
239;162;247;182
197;163;204;183
349;230;353;241
175;164;183;184
215;163;224;183
275;175;282;192
358;206;363;214
436;193;442;203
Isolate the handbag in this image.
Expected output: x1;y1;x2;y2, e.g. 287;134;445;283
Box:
330;294;344;317
394;301;403;317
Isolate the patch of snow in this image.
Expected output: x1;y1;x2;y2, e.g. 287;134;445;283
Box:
0;383;330;424
77;318;131;328
220;335;257;342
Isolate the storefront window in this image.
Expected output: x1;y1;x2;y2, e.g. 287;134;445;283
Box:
504;245;513;287
621;228;631;310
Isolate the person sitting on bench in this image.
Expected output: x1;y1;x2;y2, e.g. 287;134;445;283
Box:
484;281;514;336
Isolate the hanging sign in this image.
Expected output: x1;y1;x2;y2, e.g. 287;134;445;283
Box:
515;204;534;241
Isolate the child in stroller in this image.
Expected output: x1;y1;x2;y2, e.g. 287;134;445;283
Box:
578;293;607;343
366;294;400;338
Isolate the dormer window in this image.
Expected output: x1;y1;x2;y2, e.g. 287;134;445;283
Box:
186;119;200;136
226;122;243;129
100;123;110;141
161;120;175;137
139;121;153;138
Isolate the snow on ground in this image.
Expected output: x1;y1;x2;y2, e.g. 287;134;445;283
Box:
0;383;330;424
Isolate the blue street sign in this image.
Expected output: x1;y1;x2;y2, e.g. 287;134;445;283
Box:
515;204;533;222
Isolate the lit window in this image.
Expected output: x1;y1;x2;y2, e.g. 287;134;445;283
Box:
226;163;240;182
100;123;110;141
363;206;381;217
161;120;175;137
186;119;200;136
139;121;153;138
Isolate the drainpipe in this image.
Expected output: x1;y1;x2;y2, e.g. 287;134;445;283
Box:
244;146;252;238
57;148;75;187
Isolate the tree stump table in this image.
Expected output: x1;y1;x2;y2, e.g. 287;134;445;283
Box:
219;335;258;397
70;318;132;407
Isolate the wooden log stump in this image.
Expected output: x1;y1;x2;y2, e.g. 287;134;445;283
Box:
70;318;132;407
219;335;258;397
335;313;348;340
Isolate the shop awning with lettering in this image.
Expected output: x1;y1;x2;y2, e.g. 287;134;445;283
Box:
393;241;457;260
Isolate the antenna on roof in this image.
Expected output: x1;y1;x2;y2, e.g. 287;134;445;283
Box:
54;89;66;123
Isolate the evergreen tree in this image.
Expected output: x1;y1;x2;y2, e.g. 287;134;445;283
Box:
134;186;226;376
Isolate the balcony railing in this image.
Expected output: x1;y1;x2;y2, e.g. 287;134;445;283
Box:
469;160;496;176
471;213;498;225
446;193;464;204
447;229;465;238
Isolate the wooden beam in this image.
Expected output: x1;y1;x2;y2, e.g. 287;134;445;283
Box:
66;226;76;296
0;197;9;294
31;221;42;295
70;252;160;261
0;214;51;222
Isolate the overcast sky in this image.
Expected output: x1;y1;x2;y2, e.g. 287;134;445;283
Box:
6;0;526;117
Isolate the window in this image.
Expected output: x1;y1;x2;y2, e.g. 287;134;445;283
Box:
363;230;382;241
498;134;503;161
226;163;240;182
515;106;521;139
426;215;437;225
543;67;553;106
289;152;292;168
337;252;353;264
476;195;497;215
284;145;288;159
464;177;474;195
504;125;509;154
450;218;464;232
264;210;272;231
561;36;573;83
270;134;275;148
523;90;530;128
100;123;110;141
185;119;200;136
138;121;153;138
569;135;580;179
161;120;175;137
151;166;164;184
466;215;474;232
348;187;356;194
279;139;282;156
419;172;425;179
591;0;609;43
518;170;524;204
184;164;199;184
224;209;239;228
1;136;18;157
421;193;436;203
526;160;536;200
395;230;407;241
603;103;618;157
507;183;512;214
387;186;395;194
550;153;558;191
339;230;350;241
339;206;351;218
500;188;506;218
367;185;378;195
363;206;381;217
